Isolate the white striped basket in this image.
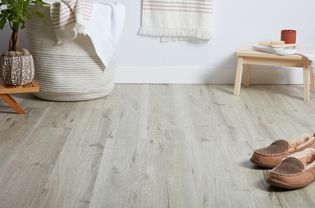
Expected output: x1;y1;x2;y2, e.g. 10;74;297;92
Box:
25;5;115;101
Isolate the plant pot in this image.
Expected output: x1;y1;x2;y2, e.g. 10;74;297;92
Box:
0;49;35;86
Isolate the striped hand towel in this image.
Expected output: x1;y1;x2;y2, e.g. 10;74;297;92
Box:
138;0;214;42
49;1;125;68
50;0;93;44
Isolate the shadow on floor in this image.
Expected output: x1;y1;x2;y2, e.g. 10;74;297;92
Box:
211;83;309;102
256;179;297;193
0;105;20;114
239;160;270;171
209;85;234;95
240;160;299;192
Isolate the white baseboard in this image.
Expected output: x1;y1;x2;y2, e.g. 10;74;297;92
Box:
115;66;304;84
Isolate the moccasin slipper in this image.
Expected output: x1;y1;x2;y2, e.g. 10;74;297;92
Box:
267;148;315;189
251;135;315;168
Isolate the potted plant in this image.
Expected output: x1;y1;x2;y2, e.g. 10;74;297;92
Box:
0;0;47;86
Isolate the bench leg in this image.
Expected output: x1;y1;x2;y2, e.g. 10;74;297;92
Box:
311;71;315;93
234;57;244;96
303;66;311;102
0;94;25;114
243;65;251;87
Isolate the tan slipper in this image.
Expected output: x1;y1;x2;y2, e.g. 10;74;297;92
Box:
267;148;315;189
250;135;315;168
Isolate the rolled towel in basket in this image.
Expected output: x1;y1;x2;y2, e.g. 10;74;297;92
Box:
51;0;126;68
50;0;93;42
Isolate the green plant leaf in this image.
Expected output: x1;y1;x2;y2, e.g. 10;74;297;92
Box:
0;0;48;31
0;17;6;30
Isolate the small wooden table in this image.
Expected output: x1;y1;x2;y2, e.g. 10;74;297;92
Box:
0;80;39;114
234;49;315;101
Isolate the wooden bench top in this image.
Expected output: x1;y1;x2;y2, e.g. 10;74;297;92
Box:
0;80;39;94
236;48;304;60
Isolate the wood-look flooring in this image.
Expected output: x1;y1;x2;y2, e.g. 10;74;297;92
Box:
0;84;315;208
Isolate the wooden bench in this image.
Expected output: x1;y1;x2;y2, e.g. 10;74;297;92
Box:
234;49;315;101
0;80;39;114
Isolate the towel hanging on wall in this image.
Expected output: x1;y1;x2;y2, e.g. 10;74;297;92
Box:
138;0;214;42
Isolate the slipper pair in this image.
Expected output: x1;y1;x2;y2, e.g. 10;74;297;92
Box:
251;134;315;189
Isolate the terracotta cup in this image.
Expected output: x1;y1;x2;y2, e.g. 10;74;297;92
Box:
281;30;297;44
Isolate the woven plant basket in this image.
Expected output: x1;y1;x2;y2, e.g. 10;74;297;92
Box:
0;49;35;86
25;5;115;101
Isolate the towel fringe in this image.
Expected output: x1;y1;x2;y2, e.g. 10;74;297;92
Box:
138;27;213;40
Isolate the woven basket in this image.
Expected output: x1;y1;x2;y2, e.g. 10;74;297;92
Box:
25;6;115;101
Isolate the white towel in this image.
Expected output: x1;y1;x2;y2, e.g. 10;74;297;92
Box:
85;2;125;68
138;0;214;42
50;1;125;68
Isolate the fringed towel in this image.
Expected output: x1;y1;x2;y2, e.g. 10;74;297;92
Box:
138;0;214;42
50;1;126;68
50;0;93;43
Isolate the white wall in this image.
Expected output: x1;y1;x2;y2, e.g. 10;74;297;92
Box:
115;0;315;83
1;0;315;84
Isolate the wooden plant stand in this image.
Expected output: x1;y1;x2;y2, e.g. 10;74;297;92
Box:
234;49;315;102
0;80;39;114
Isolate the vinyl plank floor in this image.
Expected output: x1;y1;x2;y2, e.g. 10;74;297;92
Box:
0;85;315;208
